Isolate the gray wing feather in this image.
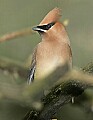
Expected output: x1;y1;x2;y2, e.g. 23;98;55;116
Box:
28;47;37;84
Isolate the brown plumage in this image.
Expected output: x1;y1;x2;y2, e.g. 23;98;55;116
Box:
40;7;61;25
28;8;72;84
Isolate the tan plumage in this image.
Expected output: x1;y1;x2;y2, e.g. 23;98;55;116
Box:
28;8;72;84
40;7;61;25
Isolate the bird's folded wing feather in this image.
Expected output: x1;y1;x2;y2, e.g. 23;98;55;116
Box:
28;47;37;84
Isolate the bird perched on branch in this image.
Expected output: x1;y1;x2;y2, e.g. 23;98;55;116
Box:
28;7;72;84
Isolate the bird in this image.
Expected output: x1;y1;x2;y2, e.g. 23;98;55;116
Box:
28;7;72;84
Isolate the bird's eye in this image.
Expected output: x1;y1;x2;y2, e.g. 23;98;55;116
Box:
47;24;52;29
46;22;55;30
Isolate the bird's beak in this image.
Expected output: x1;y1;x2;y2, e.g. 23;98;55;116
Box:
32;26;39;31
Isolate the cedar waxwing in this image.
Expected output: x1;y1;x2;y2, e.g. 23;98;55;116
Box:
28;8;72;84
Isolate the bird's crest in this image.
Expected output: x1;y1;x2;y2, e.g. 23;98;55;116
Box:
40;7;61;25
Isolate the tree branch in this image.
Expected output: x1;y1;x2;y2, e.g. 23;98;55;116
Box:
0;56;28;78
0;28;34;43
23;63;93;120
0;56;93;120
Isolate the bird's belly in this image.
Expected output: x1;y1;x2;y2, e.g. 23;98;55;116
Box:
35;56;64;80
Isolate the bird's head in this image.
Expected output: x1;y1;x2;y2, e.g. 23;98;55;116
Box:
32;8;62;35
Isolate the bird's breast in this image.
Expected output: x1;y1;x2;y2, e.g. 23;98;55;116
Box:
36;55;63;80
35;41;72;80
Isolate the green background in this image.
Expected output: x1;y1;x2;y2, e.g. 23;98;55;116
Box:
0;0;93;120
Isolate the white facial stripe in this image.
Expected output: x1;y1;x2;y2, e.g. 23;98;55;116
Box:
36;28;47;32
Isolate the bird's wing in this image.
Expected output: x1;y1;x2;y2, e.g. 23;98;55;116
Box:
68;44;72;66
68;44;72;58
28;47;37;84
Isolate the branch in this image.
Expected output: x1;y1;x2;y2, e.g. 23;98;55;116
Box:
0;56;28;78
37;62;93;120
0;28;34;43
0;59;93;120
0;19;70;43
22;63;93;120
1;68;92;120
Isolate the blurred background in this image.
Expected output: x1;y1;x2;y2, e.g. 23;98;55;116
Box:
0;0;93;120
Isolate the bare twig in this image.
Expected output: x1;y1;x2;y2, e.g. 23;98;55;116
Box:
0;56;28;78
0;28;34;43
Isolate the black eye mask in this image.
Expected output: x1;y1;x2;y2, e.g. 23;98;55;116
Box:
37;22;55;30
